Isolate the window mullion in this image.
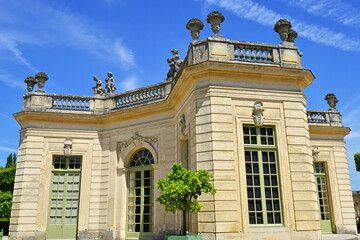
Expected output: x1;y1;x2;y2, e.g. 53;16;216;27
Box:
258;149;268;225
141;170;144;233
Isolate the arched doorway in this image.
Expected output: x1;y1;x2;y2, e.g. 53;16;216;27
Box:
126;149;154;240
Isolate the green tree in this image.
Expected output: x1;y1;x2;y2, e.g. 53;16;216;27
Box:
0;153;17;221
156;163;216;235
355;153;360;172
0;190;13;218
5;153;16;168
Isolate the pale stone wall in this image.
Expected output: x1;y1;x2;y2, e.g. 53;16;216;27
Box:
310;129;357;234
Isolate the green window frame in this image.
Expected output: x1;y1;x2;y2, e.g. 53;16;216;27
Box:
127;149;154;240
243;126;282;225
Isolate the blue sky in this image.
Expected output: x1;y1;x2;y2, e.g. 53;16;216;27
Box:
0;0;360;189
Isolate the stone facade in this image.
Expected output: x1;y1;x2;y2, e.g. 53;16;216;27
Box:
9;14;357;240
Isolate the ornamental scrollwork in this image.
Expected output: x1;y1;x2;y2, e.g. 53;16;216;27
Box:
117;133;158;154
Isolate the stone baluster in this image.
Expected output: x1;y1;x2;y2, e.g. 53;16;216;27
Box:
250;49;255;60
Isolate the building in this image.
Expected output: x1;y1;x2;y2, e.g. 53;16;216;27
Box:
9;12;358;240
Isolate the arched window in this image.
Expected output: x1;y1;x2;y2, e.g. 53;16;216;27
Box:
127;149;154;240
128;149;154;167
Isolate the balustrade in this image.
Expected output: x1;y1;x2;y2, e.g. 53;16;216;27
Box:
52;96;92;111
307;110;329;124
115;83;166;109
233;43;276;63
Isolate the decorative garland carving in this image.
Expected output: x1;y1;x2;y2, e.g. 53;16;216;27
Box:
118;133;158;154
252;101;265;126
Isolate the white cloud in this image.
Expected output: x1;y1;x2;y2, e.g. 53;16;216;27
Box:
0;1;135;70
0;145;18;153
0;35;38;72
120;75;138;92
114;39;135;69
287;0;360;27
200;0;360;52
0;70;26;91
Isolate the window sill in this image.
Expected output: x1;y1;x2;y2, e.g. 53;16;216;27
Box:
249;225;285;233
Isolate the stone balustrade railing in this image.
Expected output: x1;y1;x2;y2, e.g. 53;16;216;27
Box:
307;110;343;127
52;95;92;111
114;82;168;109
233;42;277;64
185;38;303;69
22;81;172;114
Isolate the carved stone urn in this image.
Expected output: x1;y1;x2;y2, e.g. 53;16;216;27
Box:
207;11;225;36
325;93;338;111
35;72;48;93
186;18;204;41
274;19;292;42
287;29;298;43
24;76;36;92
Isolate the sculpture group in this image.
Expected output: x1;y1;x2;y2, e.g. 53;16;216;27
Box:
92;72;116;96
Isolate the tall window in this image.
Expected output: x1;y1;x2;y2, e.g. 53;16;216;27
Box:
243;126;282;225
127;149;154;240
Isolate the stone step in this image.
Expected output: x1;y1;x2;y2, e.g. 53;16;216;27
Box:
322;234;359;240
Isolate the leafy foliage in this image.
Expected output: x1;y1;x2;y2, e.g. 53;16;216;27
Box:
0;153;17;220
0;191;12;218
0;165;16;192
355;153;360;172
5;153;16;168
156;163;216;214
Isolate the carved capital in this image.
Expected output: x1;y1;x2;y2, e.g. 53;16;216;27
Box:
312;147;320;161
252;101;265;126
63;139;72;156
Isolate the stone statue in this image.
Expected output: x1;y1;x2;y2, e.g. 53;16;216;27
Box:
167;49;183;79
92;76;105;96
105;72;116;95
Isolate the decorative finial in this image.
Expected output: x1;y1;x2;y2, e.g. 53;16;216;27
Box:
274;19;298;45
207;11;225;37
35;72;48;93
92;76;105;96
252;101;265;126
325;93;338;111
105;72;116;95
24;76;36;92
186;18;204;41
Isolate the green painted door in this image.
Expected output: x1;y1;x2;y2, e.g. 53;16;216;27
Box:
314;162;332;233
126;149;154;240
47;156;81;240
